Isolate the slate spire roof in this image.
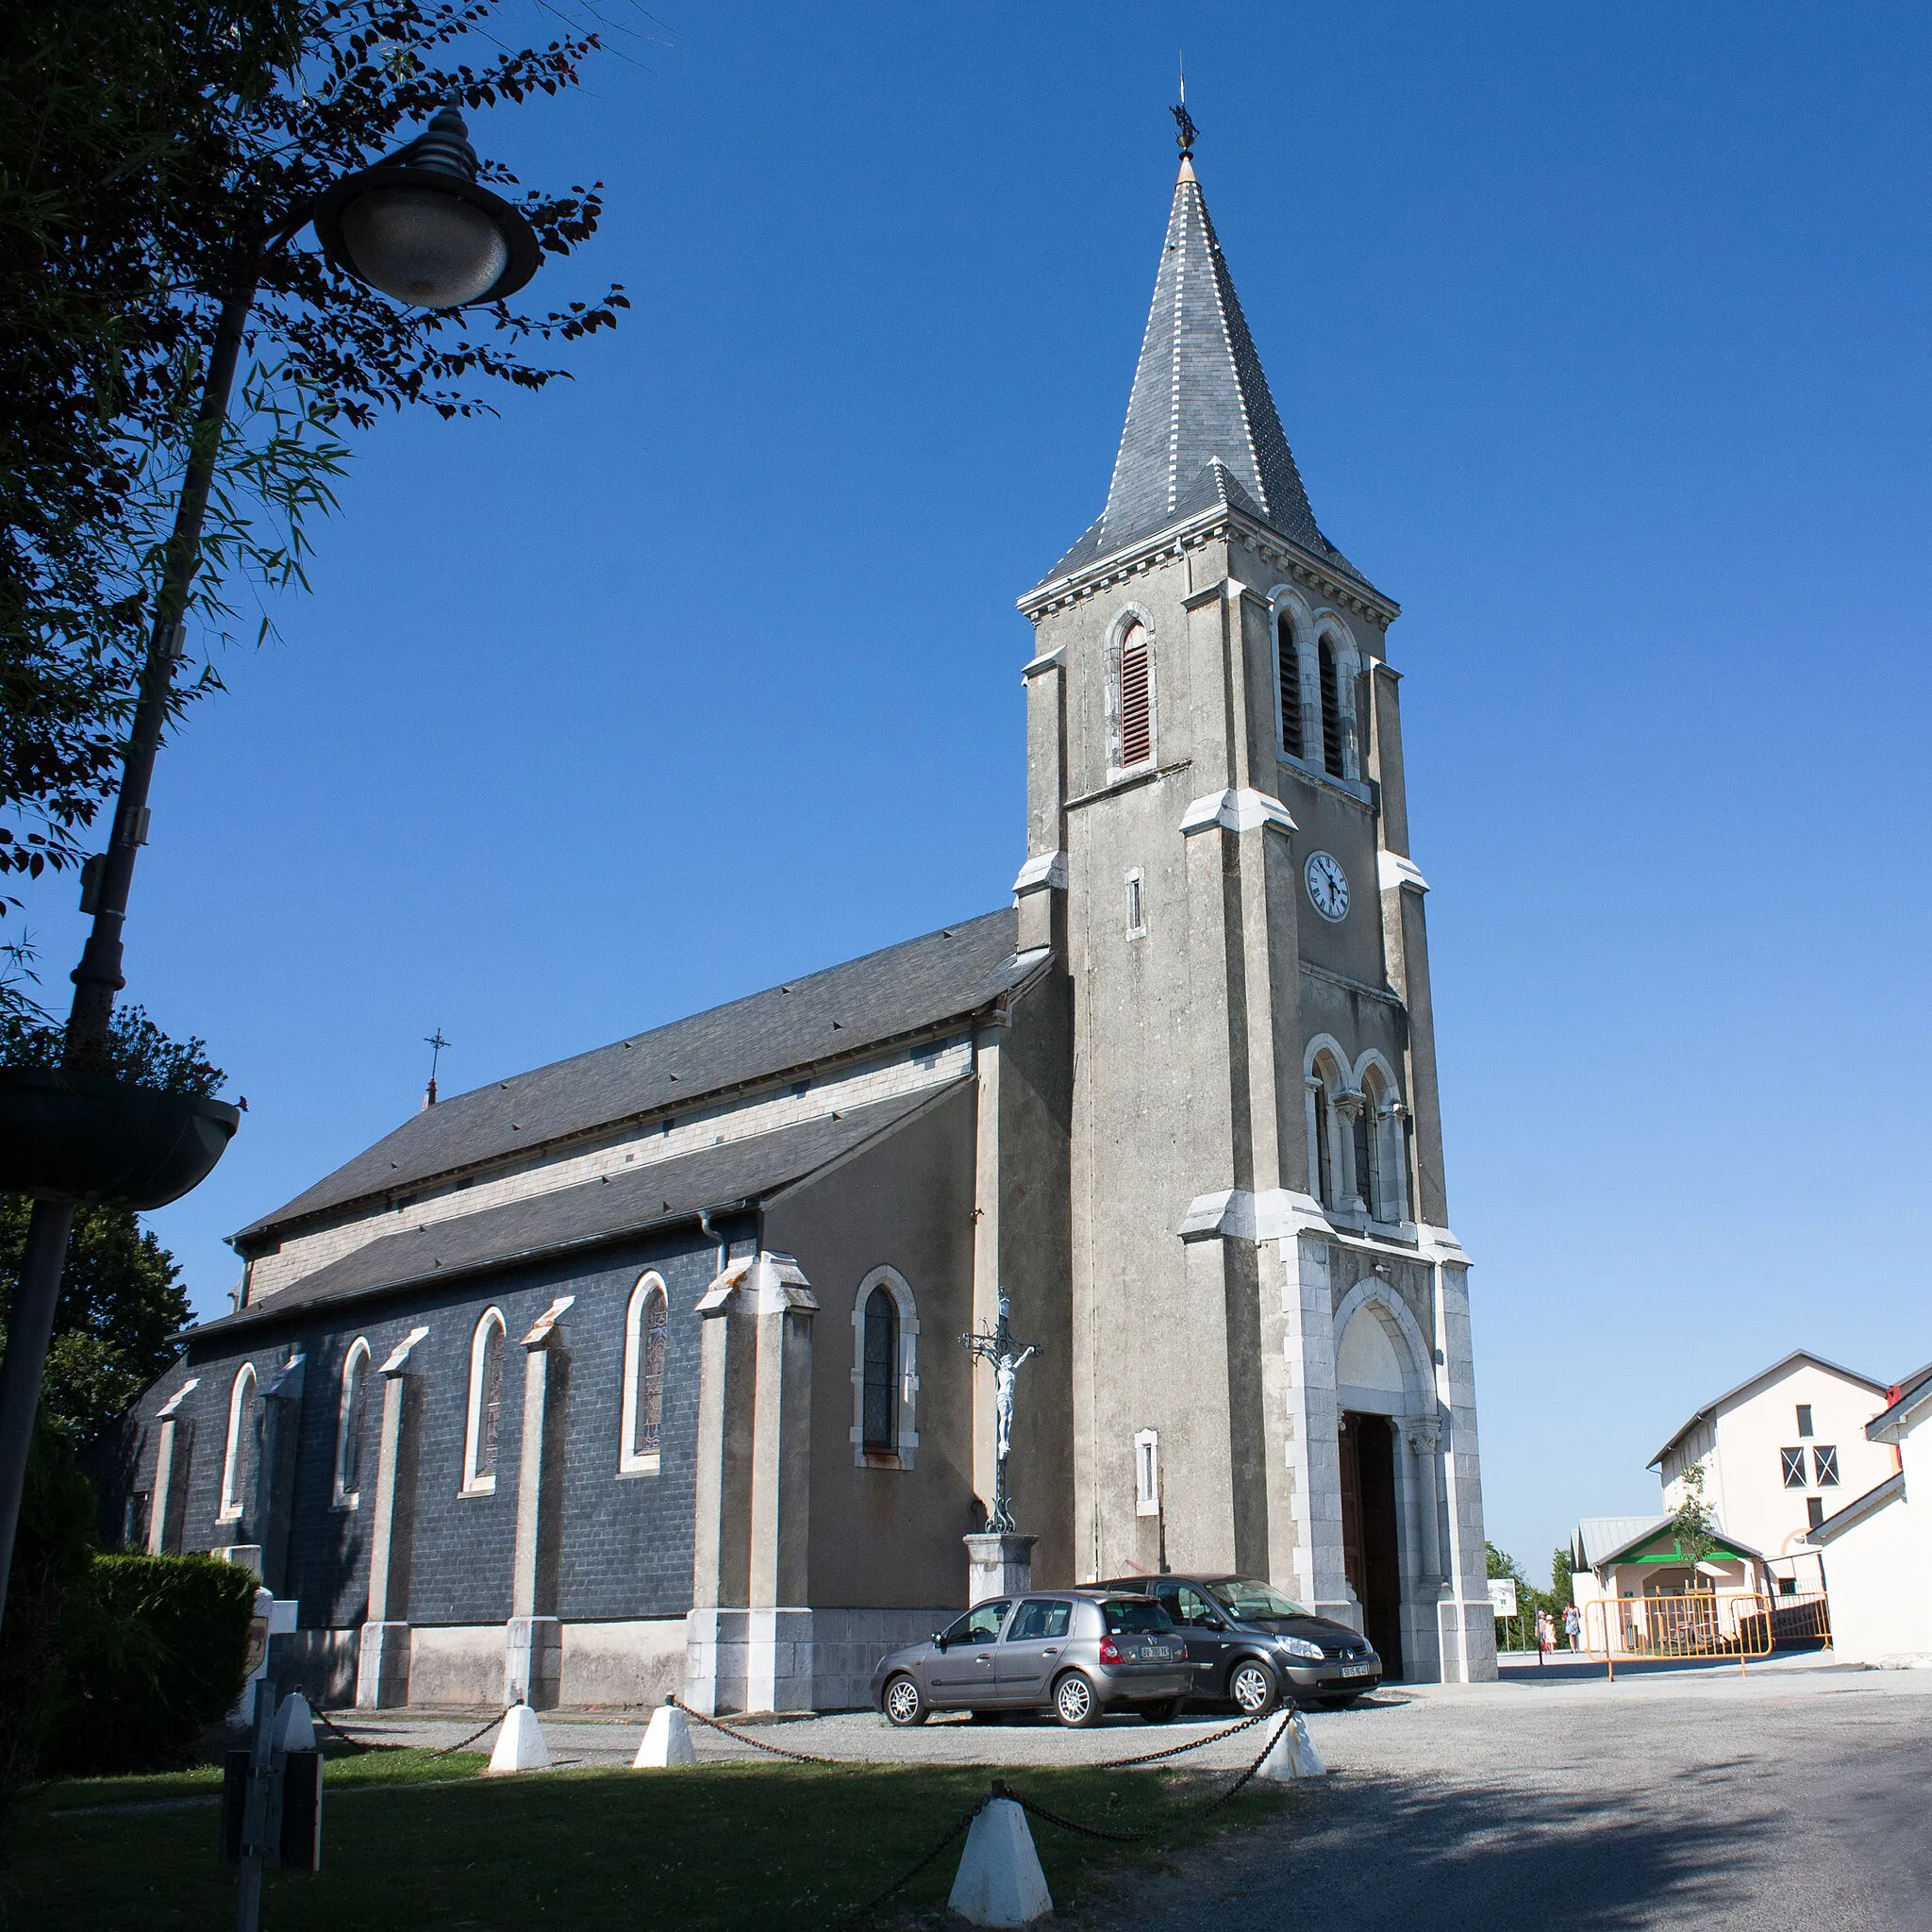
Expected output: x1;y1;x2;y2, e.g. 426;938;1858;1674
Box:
1041;157;1369;589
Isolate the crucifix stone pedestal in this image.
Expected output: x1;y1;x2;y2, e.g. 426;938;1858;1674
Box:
963;1531;1037;1605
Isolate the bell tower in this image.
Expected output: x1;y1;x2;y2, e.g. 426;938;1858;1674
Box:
1015;130;1495;1681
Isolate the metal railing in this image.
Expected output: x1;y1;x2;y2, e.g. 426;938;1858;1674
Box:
1582;1591;1775;1679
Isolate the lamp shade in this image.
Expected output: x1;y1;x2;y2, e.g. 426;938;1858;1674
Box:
314;108;540;309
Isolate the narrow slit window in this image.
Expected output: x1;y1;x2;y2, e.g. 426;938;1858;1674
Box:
1319;639;1344;776
1806;1496;1825;1531
218;1363;259;1524
861;1286;898;1453
1277;617;1304;758
1118;622;1153;768
1135;1429;1160;1515
1795;1405;1813;1438
1125;871;1145;937
1313;1087;1336;1207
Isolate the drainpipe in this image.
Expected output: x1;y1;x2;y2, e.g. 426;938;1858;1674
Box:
699;1209;729;1282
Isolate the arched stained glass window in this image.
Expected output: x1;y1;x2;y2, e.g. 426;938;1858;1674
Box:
335;1338;371;1506
464;1309;507;1494
622;1275;670;1471
861;1286;898;1454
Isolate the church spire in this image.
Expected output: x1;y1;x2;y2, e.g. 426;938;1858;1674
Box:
1041;130;1368;589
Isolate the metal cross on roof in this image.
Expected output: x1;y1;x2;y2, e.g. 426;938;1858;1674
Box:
1173;56;1197;156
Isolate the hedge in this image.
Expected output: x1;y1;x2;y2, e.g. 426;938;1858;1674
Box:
40;1553;258;1777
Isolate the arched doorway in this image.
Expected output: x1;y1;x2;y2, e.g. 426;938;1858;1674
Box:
1336;1306;1411;1679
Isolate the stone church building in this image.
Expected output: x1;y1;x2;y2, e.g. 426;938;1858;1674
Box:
113;150;1497;1710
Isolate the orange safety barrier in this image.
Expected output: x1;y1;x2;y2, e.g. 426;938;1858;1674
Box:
1581;1591;1776;1679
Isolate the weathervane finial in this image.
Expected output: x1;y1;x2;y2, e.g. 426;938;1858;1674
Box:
1173;53;1196;157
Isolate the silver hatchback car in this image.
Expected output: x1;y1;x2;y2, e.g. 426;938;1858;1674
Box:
872;1591;1191;1728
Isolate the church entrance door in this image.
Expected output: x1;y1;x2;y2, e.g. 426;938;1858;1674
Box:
1340;1411;1405;1679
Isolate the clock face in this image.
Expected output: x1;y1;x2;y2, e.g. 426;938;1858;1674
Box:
1305;851;1349;923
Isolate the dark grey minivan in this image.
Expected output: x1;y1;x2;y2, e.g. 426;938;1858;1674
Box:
872;1591;1191;1728
1097;1574;1382;1710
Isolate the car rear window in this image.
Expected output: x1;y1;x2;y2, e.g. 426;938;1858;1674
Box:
1101;1597;1174;1633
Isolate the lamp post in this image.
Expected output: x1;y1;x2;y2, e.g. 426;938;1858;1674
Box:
0;108;542;1633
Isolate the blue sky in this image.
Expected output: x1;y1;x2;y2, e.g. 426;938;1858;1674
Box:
29;1;1932;1574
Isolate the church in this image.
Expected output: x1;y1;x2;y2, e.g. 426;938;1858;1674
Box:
113;138;1498;1711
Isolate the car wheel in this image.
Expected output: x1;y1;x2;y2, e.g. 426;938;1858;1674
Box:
1053;1671;1102;1728
882;1674;928;1727
1228;1660;1279;1717
1139;1697;1183;1724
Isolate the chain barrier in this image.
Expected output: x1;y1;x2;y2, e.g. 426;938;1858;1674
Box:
839;1797;989;1919
1092;1704;1273;1769
435;1712;508;1758
312;1709;374;1755
839;1708;1297;1917
671;1698;853;1767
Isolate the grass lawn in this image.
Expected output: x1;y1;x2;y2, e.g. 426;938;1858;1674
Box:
0;1743;1290;1930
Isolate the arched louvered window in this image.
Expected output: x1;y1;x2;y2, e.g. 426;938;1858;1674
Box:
1311;1073;1337;1208
1319;638;1344;777
621;1274;669;1473
1350;1100;1375;1216
1117;621;1153;769
463;1308;507;1494
334;1338;371;1507
218;1363;259;1523
1277;616;1305;759
861;1286;898;1454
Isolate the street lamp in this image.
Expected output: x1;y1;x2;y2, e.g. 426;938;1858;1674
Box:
0;108;544;1633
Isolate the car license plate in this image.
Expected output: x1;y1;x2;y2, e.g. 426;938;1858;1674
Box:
1341;1662;1374;1677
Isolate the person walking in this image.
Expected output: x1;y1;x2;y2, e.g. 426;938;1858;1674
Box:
1563;1602;1581;1653
1537;1607;1556;1662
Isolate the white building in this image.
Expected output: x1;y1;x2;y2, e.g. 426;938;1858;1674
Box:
1807;1367;1932;1667
1650;1351;1895;1594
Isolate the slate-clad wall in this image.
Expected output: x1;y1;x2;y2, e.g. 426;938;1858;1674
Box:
116;1227;716;1632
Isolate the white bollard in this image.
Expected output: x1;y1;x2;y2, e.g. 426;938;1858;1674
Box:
487;1703;552;1774
633;1703;696;1769
271;1691;317;1755
1255;1708;1327;1781
948;1792;1053;1926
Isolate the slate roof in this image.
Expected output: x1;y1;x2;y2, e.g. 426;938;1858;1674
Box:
1039;158;1373;592
204;1084;964;1335
236;908;1033;1247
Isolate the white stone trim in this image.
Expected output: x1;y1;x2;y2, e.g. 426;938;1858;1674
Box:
156;1376;199;1419
1377;849;1429;892
332;1338;371;1509
217;1362;257;1523
1012;850;1069;893
848;1265;920;1470
620;1273;669;1475
521;1295;574;1347
1179;788;1297;836
1020;645;1066;680
378;1325;430;1374
754;1252;817;1314
460;1307;508;1496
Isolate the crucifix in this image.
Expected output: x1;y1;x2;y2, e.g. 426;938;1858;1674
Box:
423;1028;451;1108
961;1293;1038;1533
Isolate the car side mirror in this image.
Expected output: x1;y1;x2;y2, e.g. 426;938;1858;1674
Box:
931;1633;947;1651
1202;1615;1226;1631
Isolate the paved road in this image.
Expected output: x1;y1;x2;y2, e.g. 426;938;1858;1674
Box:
1105;1656;1932;1932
